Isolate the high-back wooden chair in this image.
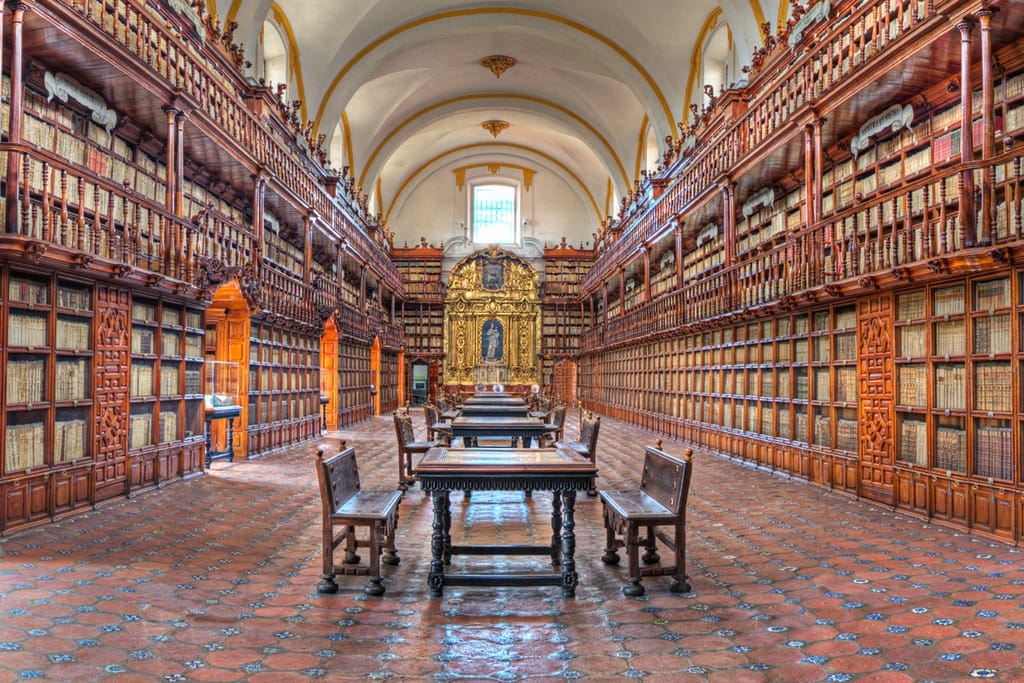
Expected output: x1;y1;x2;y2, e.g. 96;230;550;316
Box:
315;442;402;596
393;409;436;491
541;403;567;446
557;410;601;495
599;441;694;596
423;403;452;445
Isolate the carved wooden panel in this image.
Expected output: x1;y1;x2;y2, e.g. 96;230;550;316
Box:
93;285;130;501
858;294;894;501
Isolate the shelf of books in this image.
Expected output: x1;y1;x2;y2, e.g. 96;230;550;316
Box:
378;351;400;415
1;271;95;527
397;260;444;299
128;297;205;487
889;275;1016;536
338;340;372;426
246;322;321;455
543;259;588;299
402;302;444;355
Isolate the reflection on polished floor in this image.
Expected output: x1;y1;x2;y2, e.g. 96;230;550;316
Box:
2;411;1023;681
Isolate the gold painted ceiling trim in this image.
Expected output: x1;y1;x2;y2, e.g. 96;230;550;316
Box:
358;92;628;191
777;0;791;35
313;7;675;142
226;0;242;24
452;162;536;191
383;142;601;225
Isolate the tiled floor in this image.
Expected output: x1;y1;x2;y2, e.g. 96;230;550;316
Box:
3;411;1024;681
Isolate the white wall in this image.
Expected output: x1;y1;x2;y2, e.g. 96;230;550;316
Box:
388;156;596;251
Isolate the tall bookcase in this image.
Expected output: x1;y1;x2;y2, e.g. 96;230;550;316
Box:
338;340;372;426
4;271;93;472
247;322;321;455
128;297;205;485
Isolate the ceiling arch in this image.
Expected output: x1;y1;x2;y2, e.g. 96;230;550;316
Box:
357;93;629;193
384;142;603;225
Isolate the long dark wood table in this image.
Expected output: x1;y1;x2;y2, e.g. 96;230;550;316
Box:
460;403;530;417
450;415;544;447
415;446;598;598
463;395;525;407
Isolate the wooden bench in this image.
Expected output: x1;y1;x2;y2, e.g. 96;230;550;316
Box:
315;442;402;596
599;441;694;596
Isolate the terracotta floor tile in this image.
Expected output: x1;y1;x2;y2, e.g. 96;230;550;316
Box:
6;413;1024;680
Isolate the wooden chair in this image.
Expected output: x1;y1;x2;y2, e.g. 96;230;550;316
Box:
393;409;436;490
540;403;567;446
557;410;601;496
315;442;402;596
423;403;452;445
599;441;694;596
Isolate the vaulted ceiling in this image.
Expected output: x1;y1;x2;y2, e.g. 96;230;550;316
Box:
214;1;779;246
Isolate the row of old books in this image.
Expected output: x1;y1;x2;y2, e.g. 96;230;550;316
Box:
935;426;968;472
5;421;45;470
973;315;1011;355
975;425;1013;479
131;328;155;355
130;362;154;396
54;418;87;463
934;320;966;356
159;411;178;443
55;358;89;402
899;417;928;465
56;318;91;352
7;359;45;404
8;313;48;347
9;278;48;305
129;412;153;449
974;363;1013;413
837;418;858;452
160;366;180;396
897;364;927;406
935;364;966;410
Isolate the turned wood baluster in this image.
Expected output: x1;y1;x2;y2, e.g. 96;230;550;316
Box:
40;161;50;241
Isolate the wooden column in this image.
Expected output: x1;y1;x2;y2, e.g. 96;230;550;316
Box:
4;2;26;234
163;108;178;213
642;246;652;303
721;182;736;310
812;118;824;227
359;264;367;312
303;214;313;284
675;220;685;323
251;171;267;263
803;125;815;228
957;19;976;247
174;112;186;216
977;6;998;245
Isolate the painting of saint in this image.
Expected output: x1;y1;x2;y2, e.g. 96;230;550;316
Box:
481;319;504;362
482;262;504;291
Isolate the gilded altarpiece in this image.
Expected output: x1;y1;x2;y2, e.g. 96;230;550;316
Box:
444;249;541;386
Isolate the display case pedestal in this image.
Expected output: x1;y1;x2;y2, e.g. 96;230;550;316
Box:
204;404;241;466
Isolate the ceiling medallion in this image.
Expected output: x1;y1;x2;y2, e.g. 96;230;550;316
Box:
480;55;517;79
481;120;510;138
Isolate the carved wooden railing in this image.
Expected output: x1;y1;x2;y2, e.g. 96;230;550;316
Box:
260;261;321;326
48;0;401;289
582;0;943;297
1;142;205;281
335;303;370;343
581;148;1024;353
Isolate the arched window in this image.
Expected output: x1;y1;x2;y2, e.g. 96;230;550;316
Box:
470;183;518;244
261;19;288;101
702;24;732;104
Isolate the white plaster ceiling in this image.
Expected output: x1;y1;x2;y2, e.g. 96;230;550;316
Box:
218;0;773;244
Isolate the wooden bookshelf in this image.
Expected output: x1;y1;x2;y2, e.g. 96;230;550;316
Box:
246;321;321;455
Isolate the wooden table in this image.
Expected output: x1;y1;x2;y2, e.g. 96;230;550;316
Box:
460;403;530;417
415;446;598;598
451;415;544;447
462;395;526;407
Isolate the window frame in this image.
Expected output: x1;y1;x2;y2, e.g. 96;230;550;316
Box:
468;180;521;245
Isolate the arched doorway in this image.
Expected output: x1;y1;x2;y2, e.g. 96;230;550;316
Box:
370;336;382;416
205;281;250;458
320;317;339;431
